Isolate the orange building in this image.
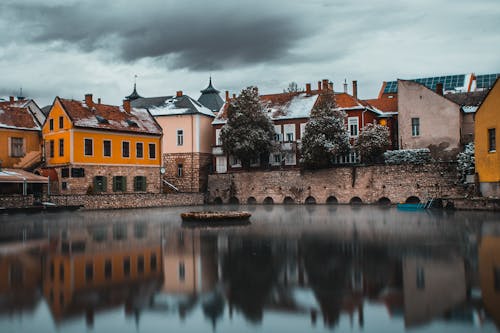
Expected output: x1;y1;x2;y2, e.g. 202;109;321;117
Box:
475;78;500;197
42;94;162;194
0;97;45;169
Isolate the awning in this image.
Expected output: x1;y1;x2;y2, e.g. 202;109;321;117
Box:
0;168;49;184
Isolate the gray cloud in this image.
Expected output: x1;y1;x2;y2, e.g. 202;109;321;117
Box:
1;1;318;71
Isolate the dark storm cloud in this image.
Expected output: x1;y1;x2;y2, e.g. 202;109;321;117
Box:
0;1;318;71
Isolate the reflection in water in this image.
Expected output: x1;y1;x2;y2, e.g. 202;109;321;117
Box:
0;205;498;332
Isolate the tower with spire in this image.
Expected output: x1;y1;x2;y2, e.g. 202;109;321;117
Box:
198;77;224;113
125;75;142;101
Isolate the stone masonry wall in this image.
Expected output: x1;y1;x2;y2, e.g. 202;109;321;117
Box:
52;164;161;194
163;153;212;192
48;192;203;210
208;163;467;205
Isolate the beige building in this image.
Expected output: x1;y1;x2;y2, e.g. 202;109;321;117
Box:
398;80;486;160
130;89;216;192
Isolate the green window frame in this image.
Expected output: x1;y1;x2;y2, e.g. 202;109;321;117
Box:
134;176;147;192
93;176;107;193
113;176;127;192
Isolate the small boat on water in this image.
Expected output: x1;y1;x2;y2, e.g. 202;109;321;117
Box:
396;203;426;211
0;203;83;214
181;211;251;227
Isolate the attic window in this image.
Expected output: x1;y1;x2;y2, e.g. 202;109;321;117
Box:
126;119;138;127
95;115;109;124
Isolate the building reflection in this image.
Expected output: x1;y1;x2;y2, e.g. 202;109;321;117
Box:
0;218;499;331
479;229;500;329
42;222;163;326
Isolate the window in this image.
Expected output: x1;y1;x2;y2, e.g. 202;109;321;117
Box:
216;128;222;145
104;260;112;280
103;140;111;157
61;182;67;190
85;262;93;283
10;137;24;157
285;153;296;166
58;138;64;157
136;142;143;158
177;130;184;146
113;223;127;240
286;132;294;142
122;141;130;158
230;156;241;168
113;176;126;192
134;223;147;239
137;256;145;274
411;118;420;136
348;117;359;137
59;263;64;282
49;119;54;131
177;164;183;177
59;116;64;129
416;266;425;289
71;168;85;177
49;140;54;158
150;254;157;272
148;143;156;159
300;123;306;140
134;176;146;191
93;176;107;192
488;128;496;152
274;125;282;142
284;124;295;142
273;154;282;165
61;168;69;178
123;257;131;277
84;138;93;156
179;262;185;281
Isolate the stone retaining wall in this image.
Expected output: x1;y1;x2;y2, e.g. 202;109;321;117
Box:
207;163;469;205
0;193;204;210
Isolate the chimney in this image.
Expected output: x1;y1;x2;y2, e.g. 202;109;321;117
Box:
329;82;334;92
85;94;93;108
322;79;329;91
436;82;443;96
9;96;14;102
233;94;236;99
176;91;183;97
123;99;131;113
352;80;358;99
306;83;311;95
97;98;101;104
225;90;230;102
318;81;322;92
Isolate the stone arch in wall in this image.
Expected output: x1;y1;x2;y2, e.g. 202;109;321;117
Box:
228;196;240;205
350;197;363;205
405;196;421;204
326;196;338;204
247;197;257;204
378;197;391;206
263;197;274;205
283;196;295;204
213;197;223;204
305;196;316;205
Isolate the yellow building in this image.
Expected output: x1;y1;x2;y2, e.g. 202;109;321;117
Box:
42;94;162;194
0;97;45;169
475;78;500;197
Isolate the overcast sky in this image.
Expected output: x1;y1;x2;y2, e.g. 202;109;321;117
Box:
0;0;499;107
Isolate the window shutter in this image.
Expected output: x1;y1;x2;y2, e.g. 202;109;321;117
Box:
122;177;127;192
142;176;147;191
93;176;98;192
112;177;117;192
8;137;11;157
102;176;107;192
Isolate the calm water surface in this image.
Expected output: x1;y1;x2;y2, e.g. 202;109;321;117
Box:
0;205;499;333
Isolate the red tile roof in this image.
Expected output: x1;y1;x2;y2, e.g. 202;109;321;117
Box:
57;98;161;135
364;96;398;112
0;101;40;130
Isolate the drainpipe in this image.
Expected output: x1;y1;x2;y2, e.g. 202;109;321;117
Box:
361;109;367;131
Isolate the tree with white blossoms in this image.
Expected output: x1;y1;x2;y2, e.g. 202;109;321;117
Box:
220;86;275;168
301;92;349;168
457;142;475;183
355;123;390;163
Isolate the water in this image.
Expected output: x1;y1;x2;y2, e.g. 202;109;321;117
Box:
0;205;499;333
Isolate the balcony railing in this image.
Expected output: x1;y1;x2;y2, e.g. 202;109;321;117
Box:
212;146;224;155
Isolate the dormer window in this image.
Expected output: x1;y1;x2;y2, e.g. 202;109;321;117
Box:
126;119;138;127
95;115;109;124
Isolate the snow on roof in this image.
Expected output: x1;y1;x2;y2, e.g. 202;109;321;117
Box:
0;101;41;130
462;106;478;113
269;93;318;119
148;95;215;117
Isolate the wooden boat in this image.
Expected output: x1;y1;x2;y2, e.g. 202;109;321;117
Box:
396;203;426;211
181;211;251;227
